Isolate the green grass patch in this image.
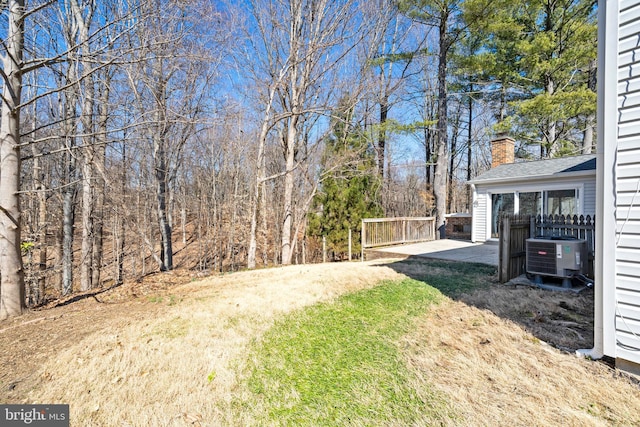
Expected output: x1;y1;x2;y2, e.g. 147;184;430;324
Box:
398;258;496;298
235;278;454;426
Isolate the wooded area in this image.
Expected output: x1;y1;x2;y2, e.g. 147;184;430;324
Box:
0;0;597;318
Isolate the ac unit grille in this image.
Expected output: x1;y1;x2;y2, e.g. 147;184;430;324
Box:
526;241;558;275
525;238;587;279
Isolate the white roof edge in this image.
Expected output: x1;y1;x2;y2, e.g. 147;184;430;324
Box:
468;169;596;185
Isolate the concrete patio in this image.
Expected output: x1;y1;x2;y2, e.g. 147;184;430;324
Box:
367;239;499;266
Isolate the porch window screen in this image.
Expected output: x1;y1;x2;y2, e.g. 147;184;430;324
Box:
491;193;514;238
545;189;577;216
519;192;542;216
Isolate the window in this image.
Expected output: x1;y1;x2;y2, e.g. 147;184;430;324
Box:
486;187;580;240
519;192;542;216
491;193;514;238
545;189;577;216
517;189;577;217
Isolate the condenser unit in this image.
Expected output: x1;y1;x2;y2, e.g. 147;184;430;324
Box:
526;237;587;283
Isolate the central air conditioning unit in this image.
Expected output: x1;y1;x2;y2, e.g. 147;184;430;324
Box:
526;237;587;285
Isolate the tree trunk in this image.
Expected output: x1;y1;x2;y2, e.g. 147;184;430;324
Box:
61;56;80;296
247;179;261;269
80;126;95;291
36;160;47;305
447;114;459;214
281;115;298;265
153;69;173;271
378;96;388;180
115;144;126;285
30;93;47;305
181;197;187;245
248;88;275;269
424;126;432;185
92;81;108;287
61;146;77;296
582;60;596;154
545;77;557;158
0;0;26;319
261;173;269;267
582;113;595;154
433;16;449;239
31;135;47;305
466;84;473;212
73;0;96;292
228;166;240;271
155;147;173;271
498;86;506;122
281;0;303;266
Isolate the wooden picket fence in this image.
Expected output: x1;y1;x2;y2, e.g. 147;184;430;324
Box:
498;214;531;283
498;214;595;283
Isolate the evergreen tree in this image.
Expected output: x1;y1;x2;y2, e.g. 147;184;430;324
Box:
308;98;382;259
464;0;597;158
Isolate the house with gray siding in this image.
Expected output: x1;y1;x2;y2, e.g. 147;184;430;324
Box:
583;0;640;374
468;136;596;243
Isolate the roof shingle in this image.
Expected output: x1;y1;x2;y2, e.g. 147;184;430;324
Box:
468;154;596;184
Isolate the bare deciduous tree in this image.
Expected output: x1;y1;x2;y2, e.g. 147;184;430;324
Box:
242;0;369;266
0;0;26;318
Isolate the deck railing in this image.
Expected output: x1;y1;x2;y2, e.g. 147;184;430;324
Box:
361;217;436;250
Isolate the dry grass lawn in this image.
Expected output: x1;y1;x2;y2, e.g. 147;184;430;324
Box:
1;257;639;426
403;301;639;426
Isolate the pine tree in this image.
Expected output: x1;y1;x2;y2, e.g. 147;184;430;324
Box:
307;98;382;259
464;0;597;158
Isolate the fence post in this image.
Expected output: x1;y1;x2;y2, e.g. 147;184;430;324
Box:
530;216;536;238
499;214;510;283
348;229;352;261
322;236;327;263
302;236;306;265
361;220;365;262
432;218;435;240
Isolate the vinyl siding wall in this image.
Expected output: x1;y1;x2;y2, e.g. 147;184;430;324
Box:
584;179;597;215
613;0;640;365
472;187;488;242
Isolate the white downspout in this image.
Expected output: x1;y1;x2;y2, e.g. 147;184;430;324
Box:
578;150;604;360
577;0;618;360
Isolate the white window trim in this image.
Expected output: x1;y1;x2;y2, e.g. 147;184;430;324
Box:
484;183;585;241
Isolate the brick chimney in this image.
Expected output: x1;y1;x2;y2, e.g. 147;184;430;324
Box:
491;135;515;168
